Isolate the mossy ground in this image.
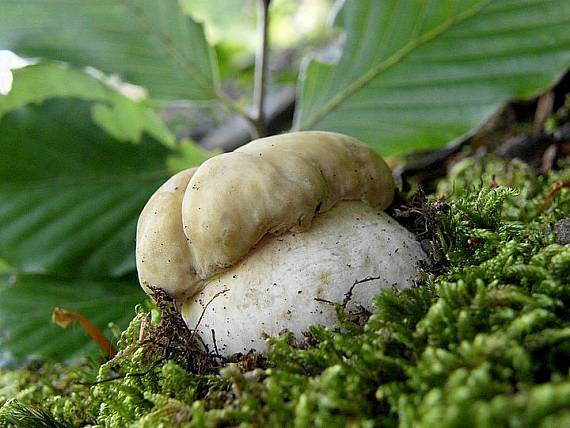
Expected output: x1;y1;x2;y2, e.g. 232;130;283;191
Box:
1;156;570;427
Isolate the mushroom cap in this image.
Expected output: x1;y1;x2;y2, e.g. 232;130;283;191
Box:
136;168;197;298
180;201;427;355
136;131;394;299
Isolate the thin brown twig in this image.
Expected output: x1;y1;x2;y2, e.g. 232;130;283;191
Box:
313;297;337;306
211;329;221;358
75;357;167;386
541;180;570;210
313;276;382;310
342;276;381;309
190;289;229;342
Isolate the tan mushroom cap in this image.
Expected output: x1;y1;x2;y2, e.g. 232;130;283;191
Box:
136;131;395;299
136;168;198;298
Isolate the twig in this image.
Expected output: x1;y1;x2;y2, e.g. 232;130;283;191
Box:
76;357;167;386
211;329;221;358
342;276;381;309
534;90;554;134
313;275;382;310
313;297;337;306
541;180;570;210
200;86;295;152
250;0;271;138
190;289;229;341
542;144;558;174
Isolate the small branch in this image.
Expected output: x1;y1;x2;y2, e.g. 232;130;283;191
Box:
206;0;272;140
541;180;570;210
211;329;221;358
250;0;271;138
76;357;167;386
342;276;381;309
313;297;337;306
190;289;229;341
200;86;296;152
313;275;382;310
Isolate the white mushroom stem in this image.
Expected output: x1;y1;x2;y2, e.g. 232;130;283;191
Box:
181;201;427;356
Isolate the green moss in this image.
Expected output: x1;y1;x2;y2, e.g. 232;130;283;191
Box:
1;157;570;427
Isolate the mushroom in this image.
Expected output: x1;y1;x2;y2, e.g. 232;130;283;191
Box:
136;131;428;355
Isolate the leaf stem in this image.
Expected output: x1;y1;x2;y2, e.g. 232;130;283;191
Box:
214;88;252;118
250;0;271;138
209;0;271;140
52;307;117;358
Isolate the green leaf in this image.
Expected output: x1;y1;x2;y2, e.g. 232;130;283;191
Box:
0;274;143;362
0;260;10;276
0;0;217;101
294;0;570;157
0;99;172;279
0;63;176;146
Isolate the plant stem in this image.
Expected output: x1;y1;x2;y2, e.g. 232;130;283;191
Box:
212;0;270;140
52;307;117;358
250;0;271;138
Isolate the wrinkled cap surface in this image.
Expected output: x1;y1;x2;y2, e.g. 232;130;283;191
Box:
136;131;395;299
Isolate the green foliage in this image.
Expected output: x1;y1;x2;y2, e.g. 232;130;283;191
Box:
0;401;73;428
2;1;568;157
1;1;569;363
438;186;520;265
0;58;211;361
1;157;569;426
0;99;171;278
0;0;569;408
0;275;143;362
0;99;173;360
0;260;10;276
0;63;175;147
294;0;570;156
0;0;217;101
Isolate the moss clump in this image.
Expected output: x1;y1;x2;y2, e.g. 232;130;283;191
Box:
1;157;570;427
